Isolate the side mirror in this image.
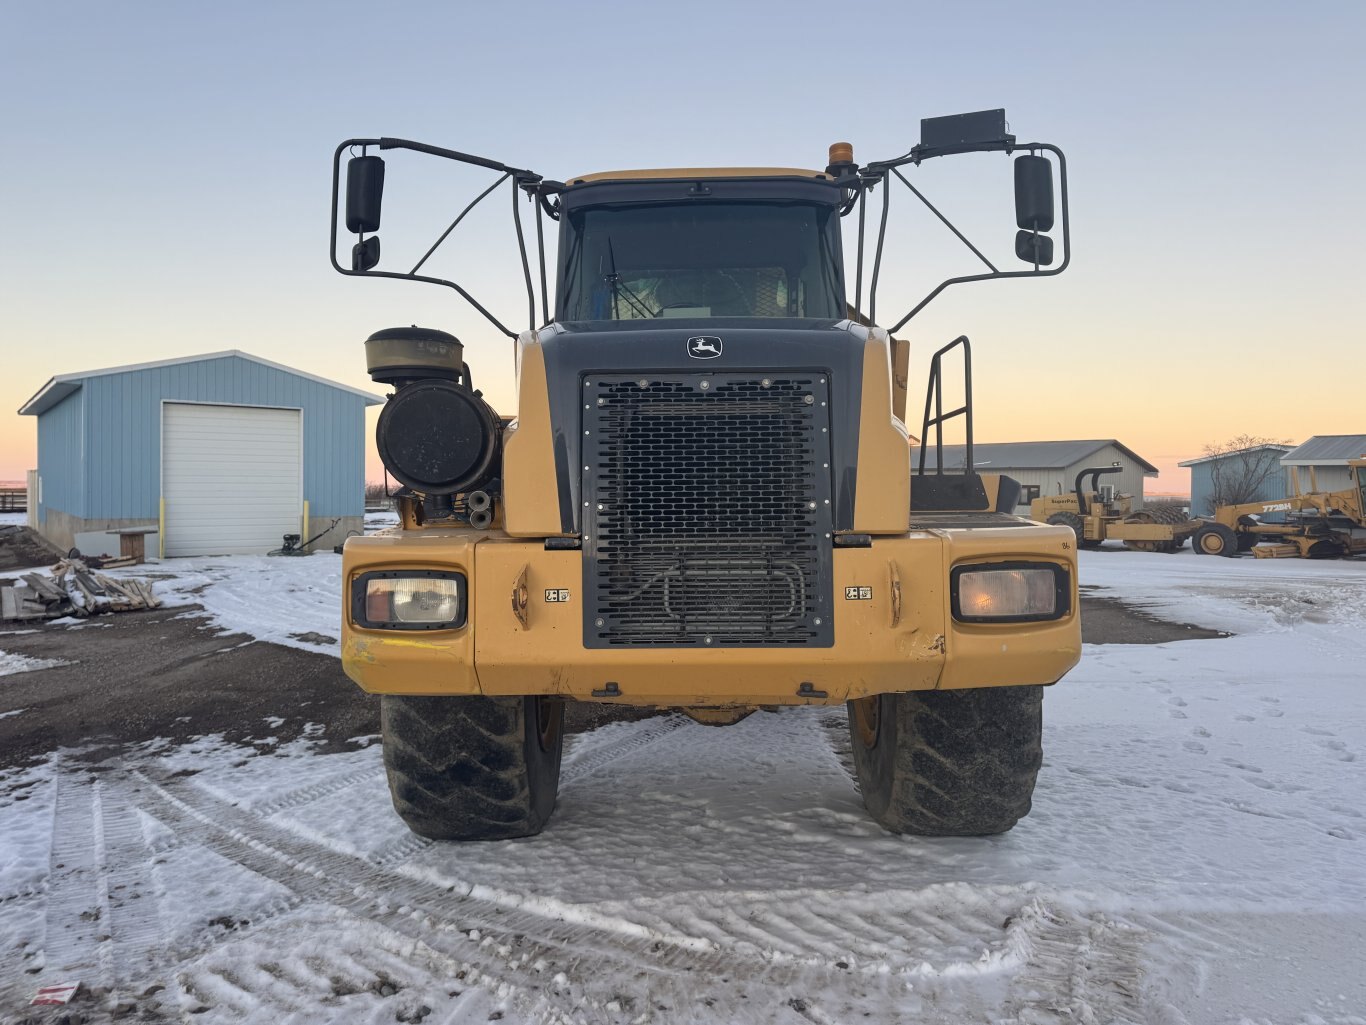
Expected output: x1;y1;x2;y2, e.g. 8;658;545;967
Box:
352;236;381;272
1015;231;1053;266
346;155;386;234
1013;154;1054;232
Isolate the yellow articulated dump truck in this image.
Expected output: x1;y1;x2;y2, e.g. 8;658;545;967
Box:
328;110;1080;840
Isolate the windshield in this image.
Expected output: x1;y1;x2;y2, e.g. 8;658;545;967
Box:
559;201;844;322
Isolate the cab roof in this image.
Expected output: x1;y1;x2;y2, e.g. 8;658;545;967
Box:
567;167;831;185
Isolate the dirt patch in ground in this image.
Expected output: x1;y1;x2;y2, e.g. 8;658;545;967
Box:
0;591;1223;771
0;605;655;771
0;524;65;575
1080;588;1229;644
0;606;375;770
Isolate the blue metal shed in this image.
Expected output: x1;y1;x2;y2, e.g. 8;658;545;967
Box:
19;351;382;556
1179;445;1293;518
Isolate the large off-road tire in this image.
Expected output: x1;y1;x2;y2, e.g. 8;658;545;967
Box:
847;687;1043;836
1046;510;1097;548
381;694;564;841
1193;522;1239;557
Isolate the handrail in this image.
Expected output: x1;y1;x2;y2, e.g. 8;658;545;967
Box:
917;336;973;476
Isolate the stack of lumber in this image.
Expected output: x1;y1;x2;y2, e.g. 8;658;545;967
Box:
0;558;161;621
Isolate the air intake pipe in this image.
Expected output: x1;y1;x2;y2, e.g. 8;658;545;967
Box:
366;327;501;499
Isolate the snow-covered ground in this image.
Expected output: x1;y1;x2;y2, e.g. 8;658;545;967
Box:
3;549;1366;1023
139;553;348;653
79;511;401;655
0;511;28;527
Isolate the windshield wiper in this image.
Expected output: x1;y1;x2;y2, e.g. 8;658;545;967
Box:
605;236;657;319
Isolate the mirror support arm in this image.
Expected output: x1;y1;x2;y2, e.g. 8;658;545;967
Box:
873;142;1069;333
511;179;536;330
853;186;867;323
533;192;549;326
409;172;510;276
869;174;890;326
890;167;998;274
330;138;548;340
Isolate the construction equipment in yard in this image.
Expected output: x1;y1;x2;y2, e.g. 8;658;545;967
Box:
1193;458;1366;558
327;109;1080;841
1030;466;1201;552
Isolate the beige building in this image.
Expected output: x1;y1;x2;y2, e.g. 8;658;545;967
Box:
1280;435;1366;495
912;439;1159;511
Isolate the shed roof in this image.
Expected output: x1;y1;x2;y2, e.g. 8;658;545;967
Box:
19;350;383;416
911;439;1159;475
1177;444;1294;469
1279;434;1366;466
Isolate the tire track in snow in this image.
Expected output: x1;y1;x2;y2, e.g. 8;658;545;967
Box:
29;733;1168;1024
365;830;433;869
559;713;689;784
40;767;114;987
250;764;378;818
124;762;963;1020
1003;901;1149;1024
36;767;178;1008
129;770;587;1024
96;777;173;992
134;746;1148;1014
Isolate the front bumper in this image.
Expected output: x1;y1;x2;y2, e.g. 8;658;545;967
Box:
339;523;1080;706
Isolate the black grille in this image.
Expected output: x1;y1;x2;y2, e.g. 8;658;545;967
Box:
583;374;834;647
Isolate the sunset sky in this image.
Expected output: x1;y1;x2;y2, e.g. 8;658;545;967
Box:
3;1;1363;493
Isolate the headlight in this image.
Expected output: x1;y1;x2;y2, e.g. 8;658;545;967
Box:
352;571;466;630
951;562;1069;623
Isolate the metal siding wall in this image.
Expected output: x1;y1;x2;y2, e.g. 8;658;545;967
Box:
1286;465;1352;495
1188;452;1287;516
36;389;86;518
1098;445;1148;505
80;355;368;519
992;469;1059;508
1191;464;1215;516
1058;447;1148;507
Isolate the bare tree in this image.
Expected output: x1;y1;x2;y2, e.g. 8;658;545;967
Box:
364;481;391;509
1201;435;1293;512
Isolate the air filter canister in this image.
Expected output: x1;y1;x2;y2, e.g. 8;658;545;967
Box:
376;378;500;495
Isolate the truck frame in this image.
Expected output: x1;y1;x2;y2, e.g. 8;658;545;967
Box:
329;110;1082;840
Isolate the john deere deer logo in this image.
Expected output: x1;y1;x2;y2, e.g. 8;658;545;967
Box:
687;336;723;359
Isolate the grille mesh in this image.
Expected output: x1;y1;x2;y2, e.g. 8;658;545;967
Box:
583;374;833;647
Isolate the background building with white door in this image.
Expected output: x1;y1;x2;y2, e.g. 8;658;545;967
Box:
19;351;381;556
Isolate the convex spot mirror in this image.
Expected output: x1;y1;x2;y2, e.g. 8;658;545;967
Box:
1015;230;1054;266
352;236;381;272
346;155;386;234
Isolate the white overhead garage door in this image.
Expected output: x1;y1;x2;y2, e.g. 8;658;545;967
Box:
162;402;302;556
